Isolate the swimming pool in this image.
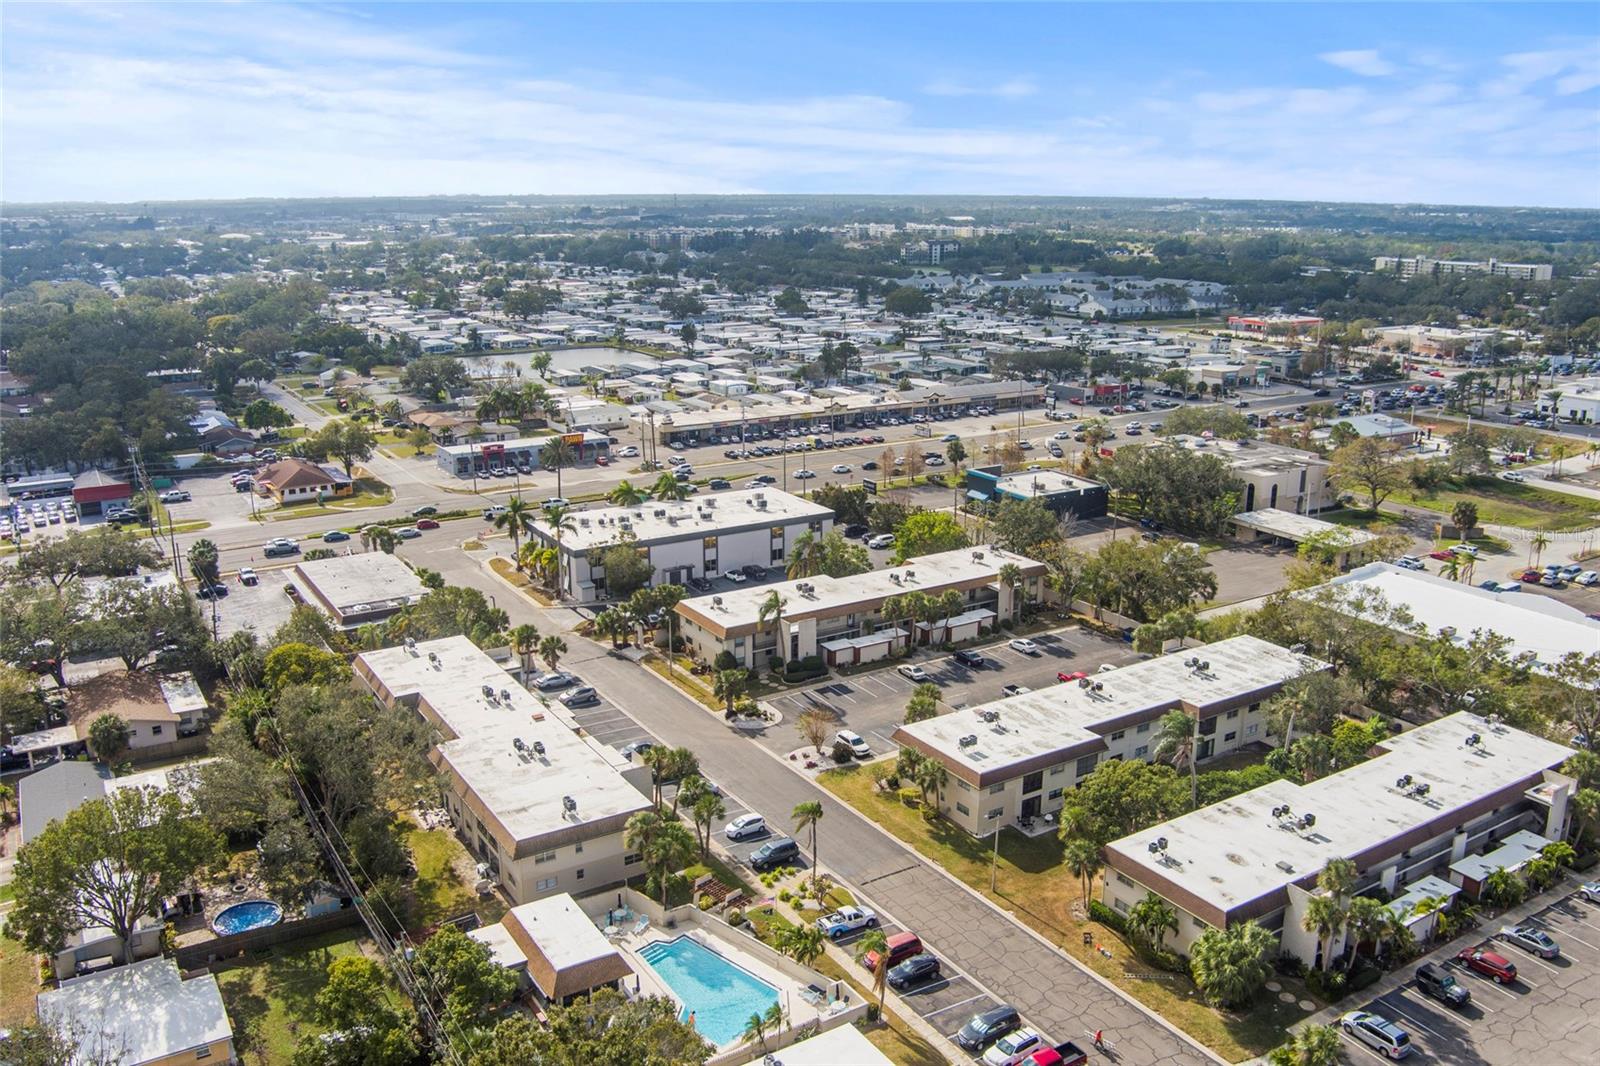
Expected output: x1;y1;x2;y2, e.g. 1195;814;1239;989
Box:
211;899;284;936
636;935;780;1046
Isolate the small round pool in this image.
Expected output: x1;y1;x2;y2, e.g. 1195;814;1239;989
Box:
211;899;284;936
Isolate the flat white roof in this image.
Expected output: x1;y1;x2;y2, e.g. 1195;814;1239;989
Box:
38;957;232;1065
506;893;619;971
1233;509;1375;546
994;469;1101;497
677;544;1043;635
896;636;1325;785
355;637;649;853
156;673;208;716
293;553;428;615
539;489;830;554
1319;563;1600;674
469;921;529;970
1107;713;1573;921
737;1023;894;1065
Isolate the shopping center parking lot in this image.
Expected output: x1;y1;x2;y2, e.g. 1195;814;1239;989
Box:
759;625;1142;756
1343;884;1600;1065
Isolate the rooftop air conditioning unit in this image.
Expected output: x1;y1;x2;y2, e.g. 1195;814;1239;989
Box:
404;637;417;653
712;595;723;607
562;795;577;814
1395;775;1413;790
905;570;914;580
481;684;497;700
972;551;985;561
513;738;527;752
533;741;546;756
427;652;440;666
1298;813;1316;829
1275;860;1296;873
500;689;511;703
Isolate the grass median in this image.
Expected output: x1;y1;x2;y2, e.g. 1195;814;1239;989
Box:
817;765;1312;1062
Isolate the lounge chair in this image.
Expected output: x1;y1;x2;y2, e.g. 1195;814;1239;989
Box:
632;916;650;936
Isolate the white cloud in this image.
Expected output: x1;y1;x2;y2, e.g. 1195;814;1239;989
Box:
922;77;1038;99
1319;49;1396;77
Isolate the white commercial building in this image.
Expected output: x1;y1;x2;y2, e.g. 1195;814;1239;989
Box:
893;637;1327;836
675;545;1046;669
354;637;653;904
1318;562;1600;676
1102;713;1575;964
1231;509;1377;570
1168;436;1335;514
529;488;832;603
1538;377;1600;425
291;552;429;627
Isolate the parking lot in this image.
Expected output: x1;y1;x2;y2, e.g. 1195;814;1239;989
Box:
759;624;1141;757
198;562;301;638
1343;884;1600;1065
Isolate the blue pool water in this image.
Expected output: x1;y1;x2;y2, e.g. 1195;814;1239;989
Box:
211;899;284;935
636;935;780;1046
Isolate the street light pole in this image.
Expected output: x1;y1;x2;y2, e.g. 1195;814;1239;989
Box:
990;822;1001;892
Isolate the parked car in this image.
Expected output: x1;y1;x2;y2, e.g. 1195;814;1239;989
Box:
1499;925;1560;958
160;489;191;503
1339;1010;1412;1059
619;740;656;761
1577;571;1600;587
237;567;258;586
830;464;852;474
1000;684;1031;697
725;813;767;840
887;952;941;991
834;730;871;759
1456;947;1517;983
953;649;987;669
793;469;816;480
749;837;801;871
1502;470;1527;482
897;663;929;682
867;533;895;550
532;671;577;691
411;505;438;516
1559;563;1584;580
1394;556;1425;571
322;529;351;543
862;931;922;972
982;1027;1043;1066
1008;638;1040;655
415;518;440;530
815;906;878;940
394;526;421;539
1023;1041;1089;1066
483;505;508;519
195;582;229;599
1414;962;1470;1007
558;686;599;707
956;1004;1021;1051
1580;880;1600;903
1057;671;1088;683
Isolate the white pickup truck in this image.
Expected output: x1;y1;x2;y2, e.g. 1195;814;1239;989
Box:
814;906;878;940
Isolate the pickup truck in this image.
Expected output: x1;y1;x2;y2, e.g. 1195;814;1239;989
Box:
814;906;878;940
1024;1041;1089;1066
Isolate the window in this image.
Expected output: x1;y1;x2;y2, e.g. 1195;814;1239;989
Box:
986;807;1004;820
1192;915;1207;930
1224;731;1236;743
1109;730;1125;742
957;779;971;791
1226;709;1239;720
1114;898;1129;912
535;877;558;892
1136;722;1151;734
576;868;585;881
624;853;643;866
988;783;1004;794
1049;765;1065;776
1134;744;1149;758
955;802;970;816
1249;701;1261;714
1047;788;1063;800
195;1050;212;1061
575;842;583;854
151;725;163;735
1115;872;1134;887
534;849;557;864
1075;754;1099;777
1246;724;1259;737
1022;771;1044;795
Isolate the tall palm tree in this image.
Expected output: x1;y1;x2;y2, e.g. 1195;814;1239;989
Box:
792;800;824;894
539;503;577;595
362;524;399;554
1127;892;1179;951
758;590;788;663
540;436;575;498
607;480;645;506
997;562;1024;621
690;791;725;859
538;634;567;672
494;495;536;568
509;623;541;679
1317;857;1358;898
624;810;695;908
855;930;892;1017
1529;530;1551;567
186;538;220;586
1062;836;1103;903
785;530;826;579
741;1010;770;1052
775;924;825;968
1344;895;1389;957
640;746;673;806
651;471;690;501
1302;893;1346;972
1153;709;1199;808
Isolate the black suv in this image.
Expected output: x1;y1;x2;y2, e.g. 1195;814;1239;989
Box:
956;1004;1020;1050
842;523;869;540
887;952;941;990
749;838;800;871
1415;962;1470;1007
952;649;987;669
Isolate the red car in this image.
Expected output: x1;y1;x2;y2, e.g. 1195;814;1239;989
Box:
1428;550;1455;561
415;518;440;530
1520;570;1543;583
1057;671;1088;683
595;455;610;466
1456;948;1517;984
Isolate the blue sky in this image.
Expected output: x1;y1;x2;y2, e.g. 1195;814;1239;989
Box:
4;3;1597;207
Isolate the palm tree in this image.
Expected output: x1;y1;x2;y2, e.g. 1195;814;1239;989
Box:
509;623;541;679
538;634;567;672
1317;857;1357;898
712;669;749;715
1153;709;1199;808
775;924;825;968
362;524;398;554
1529;530;1551;567
792;800;824;894
1343;895;1388;955
1189;920;1276;1008
786;530;827;579
494;496;537;568
997;562;1024;621
912;754;947;810
1062;836;1103;903
540;436;575;498
758;590;788;664
641;747;673;806
1278;1024;1342;1066
855;929;892;1017
539;504;577;595
1127;892;1179;951
1437;553;1462;582
1302;893;1346;972
741;1010;770;1052
690;791;726;859
186;538;220;586
624;811;695;909
607;480;645;506
651;471;690;501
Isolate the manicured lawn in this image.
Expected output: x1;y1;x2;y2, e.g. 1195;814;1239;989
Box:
1389;477;1598;531
213;928;368;1066
817;766;1311;1062
263;480;394;521
0;932;40;1027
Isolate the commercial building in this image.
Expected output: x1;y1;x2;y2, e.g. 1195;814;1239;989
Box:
37;957;236;1066
675;545;1046;669
528;488;833;603
254;457;353;503
1231;509;1377;570
1226;315;1324;336
1374;256;1553;282
1538;377;1600;424
1168;435;1334;514
291;552;429;627
71;469;132;518
964;466;1109;520
1333;412;1424;446
893;636;1326;836
1317;562;1600;676
1102;712;1575;964
434;431;612;478
354;636;653;904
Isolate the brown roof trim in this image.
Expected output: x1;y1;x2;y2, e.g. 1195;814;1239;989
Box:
1103;849;1231;929
891;725;1107;790
506;916;634;1000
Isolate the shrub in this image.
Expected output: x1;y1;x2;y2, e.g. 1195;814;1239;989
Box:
1088;899;1128;934
831;740;855;763
896;787;921;807
767;654;784;672
697;894;714;911
714;650;739;671
1275;952;1306;978
777;889;793;903
727;907;745;926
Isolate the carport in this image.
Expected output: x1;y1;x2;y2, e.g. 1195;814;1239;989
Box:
1231;508;1376;570
820;628;907;667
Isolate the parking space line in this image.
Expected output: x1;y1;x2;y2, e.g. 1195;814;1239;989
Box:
921;992;986;1019
1338;1034;1393;1063
1501;951;1560;975
1381;1002;1444;1039
1445;964;1519;1000
1546;924;1600;952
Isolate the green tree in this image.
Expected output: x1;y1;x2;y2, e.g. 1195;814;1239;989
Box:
1451;500;1480;536
310;418;377;477
10;786;222;960
470;989;710;1066
295;955;417;1066
86;713;131;762
759;591;788;662
18;528;162;595
539;634;568;671
241;398;295;429
1057;758;1187;848
713;669;749;715
1128;892;1179;951
774;286;809;315
541;436;576;498
607;480;646;506
1153;709;1199;808
79;582;206;671
494;496;537;568
400;354;469;400
792;800;824;893
690;790;726;860
1268;1024;1342;1066
891;510;970;563
598;539;655;600
904;682;941;724
382;586;508;648
412;924;520;1032
1063;835;1103;903
855;929;892;1017
1189;920;1277;1008
989;497;1059;555
651;471;691;501
945;437;968;469
1301;893;1346;972
186;538;221;587
263;642;351;694
884;286;933;316
1330;437;1405;512
624;810;697;907
775;923;826;968
362;523;399;554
